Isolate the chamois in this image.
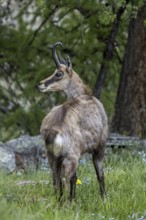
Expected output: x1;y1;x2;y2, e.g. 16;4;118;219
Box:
38;42;108;201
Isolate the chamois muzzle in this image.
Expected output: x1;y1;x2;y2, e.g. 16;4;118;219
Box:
52;42;63;69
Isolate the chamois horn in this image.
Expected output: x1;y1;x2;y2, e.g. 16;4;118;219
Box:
52;42;63;68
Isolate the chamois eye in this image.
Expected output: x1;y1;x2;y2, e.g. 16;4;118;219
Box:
55;71;63;78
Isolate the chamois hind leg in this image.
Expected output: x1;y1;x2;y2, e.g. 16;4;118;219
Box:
92;147;106;198
60;157;78;202
47;151;62;196
70;172;77;201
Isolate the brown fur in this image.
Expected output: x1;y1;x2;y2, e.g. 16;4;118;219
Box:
39;63;108;202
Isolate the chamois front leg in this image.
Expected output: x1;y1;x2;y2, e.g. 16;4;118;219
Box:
70;172;77;201
60;157;78;202
92;148;106;198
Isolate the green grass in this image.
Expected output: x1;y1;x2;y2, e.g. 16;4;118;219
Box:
0;148;146;220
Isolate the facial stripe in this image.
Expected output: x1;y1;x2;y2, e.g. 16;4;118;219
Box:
44;73;64;87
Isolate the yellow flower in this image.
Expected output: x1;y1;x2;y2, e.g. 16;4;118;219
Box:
76;179;82;185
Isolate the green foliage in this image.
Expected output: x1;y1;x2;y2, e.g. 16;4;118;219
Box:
0;149;146;219
144;19;146;26
0;0;145;141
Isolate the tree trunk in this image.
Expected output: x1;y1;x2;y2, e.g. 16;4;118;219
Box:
93;1;129;98
112;3;146;138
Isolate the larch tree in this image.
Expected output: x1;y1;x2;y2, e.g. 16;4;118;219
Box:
112;2;146;138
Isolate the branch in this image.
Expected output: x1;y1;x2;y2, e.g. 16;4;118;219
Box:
26;5;60;48
93;0;130;99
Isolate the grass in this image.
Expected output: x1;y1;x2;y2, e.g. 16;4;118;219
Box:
0;148;146;220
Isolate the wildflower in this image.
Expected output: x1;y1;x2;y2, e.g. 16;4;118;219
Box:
76;179;82;185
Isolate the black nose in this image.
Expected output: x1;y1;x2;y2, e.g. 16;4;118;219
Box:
38;82;42;86
37;82;42;90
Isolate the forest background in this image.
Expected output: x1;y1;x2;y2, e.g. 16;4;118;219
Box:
0;0;146;142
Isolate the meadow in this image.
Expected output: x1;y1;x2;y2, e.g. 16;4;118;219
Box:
0;147;146;220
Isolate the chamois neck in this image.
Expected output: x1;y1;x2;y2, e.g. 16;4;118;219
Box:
65;71;89;99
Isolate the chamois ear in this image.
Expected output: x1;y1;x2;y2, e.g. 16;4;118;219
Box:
65;55;72;74
58;53;67;66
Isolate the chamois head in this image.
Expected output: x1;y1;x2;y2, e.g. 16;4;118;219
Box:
38;42;73;93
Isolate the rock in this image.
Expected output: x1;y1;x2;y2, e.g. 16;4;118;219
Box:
5;135;48;171
0;145;16;173
0;133;145;173
16;180;50;186
0;142;4;147
5;135;45;153
106;133;146;148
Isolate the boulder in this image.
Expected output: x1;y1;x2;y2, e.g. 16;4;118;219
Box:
0;145;16;173
5;135;48;171
5;135;45;153
0;133;145;173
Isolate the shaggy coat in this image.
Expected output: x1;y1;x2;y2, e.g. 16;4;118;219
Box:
39;47;108;201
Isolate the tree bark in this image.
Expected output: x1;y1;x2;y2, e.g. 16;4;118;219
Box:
112;3;146;138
